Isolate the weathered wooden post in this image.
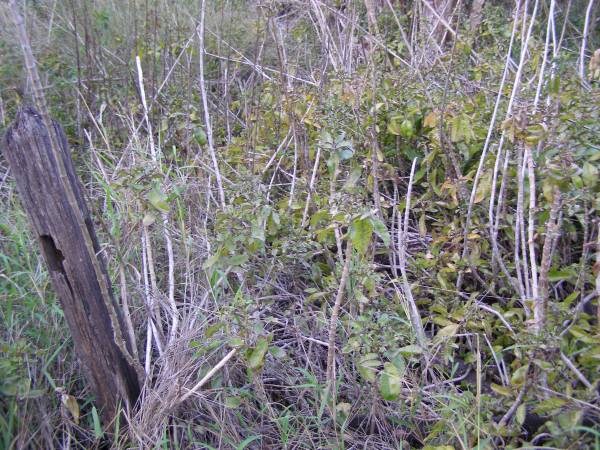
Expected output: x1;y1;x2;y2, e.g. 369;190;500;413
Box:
2;107;141;421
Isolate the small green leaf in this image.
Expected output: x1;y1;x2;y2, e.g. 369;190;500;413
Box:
338;148;354;161
490;383;512;396
269;346;286;359
326;153;340;174
92;406;103;439
533;359;552;370
19;388;45;399
357;353;380;383
419;214;427;236
247;338;269;370
390;354;406;376
320;130;333;146
450;115;461;142
349;217;373;255
557;410;582;432
563;291;579;307
516;404;526;426
549;75;560;95
224;396;242;408
582;162;598;187
370;217;390;247
61;394;80;424
343;167;362;191
194;128;208;146
511;365;528;386
147;187;170;213
435;323;459;341
229;337;245;347
143;212;156;226
399;119;414;138
397;344;423;356
236;435;262;450
534;397;567;414
388;119;402;136
336;402;352;416
306;291;329;302
203;253;221;269
228;254;249;266
548;269;572;282
379;362;402;401
205;322;224;338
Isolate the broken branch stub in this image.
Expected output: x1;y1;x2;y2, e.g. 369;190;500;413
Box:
2;107;141;421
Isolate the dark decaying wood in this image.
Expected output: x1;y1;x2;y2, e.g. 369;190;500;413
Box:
2;107;141;421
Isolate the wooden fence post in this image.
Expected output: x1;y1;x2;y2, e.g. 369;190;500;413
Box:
2;107;141;421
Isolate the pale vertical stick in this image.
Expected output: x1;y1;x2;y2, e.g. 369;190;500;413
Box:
120;264;138;361
476;334;482;446
537;190;561;334
384;0;414;63
533;0;555;111
163;213;178;341
141;230;163;375
0;97;5;127
579;0;595;81
326;242;353;396
526;147;539;311
516;149;532;301
302;146;322;227
398;159;427;347
288;130;299;208
596;223;600;334
136;56;179;342
135;56;156;162
141;226;153;375
198;0;226;209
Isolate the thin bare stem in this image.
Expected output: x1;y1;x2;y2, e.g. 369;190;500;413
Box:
398;159;427;347
302;146;322;227
579;0;595;82
179;348;237;403
198;0;226;208
560;352;593;389
326;242;353;395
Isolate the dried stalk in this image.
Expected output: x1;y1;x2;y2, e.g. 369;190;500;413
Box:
497;368;530;428
288;129;299;209
536;189;561;334
135;56;156;162
579;0;595;81
326;241;353;394
525;146;540;327
398;159;427;347
516;147;532;302
120;264;139;361
302;146;322;227
179;348;237;404
596;223;600;334
560;352;593;389
135;57;179;342
198;0;226;208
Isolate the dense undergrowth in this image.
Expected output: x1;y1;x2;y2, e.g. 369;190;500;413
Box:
1;0;600;448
